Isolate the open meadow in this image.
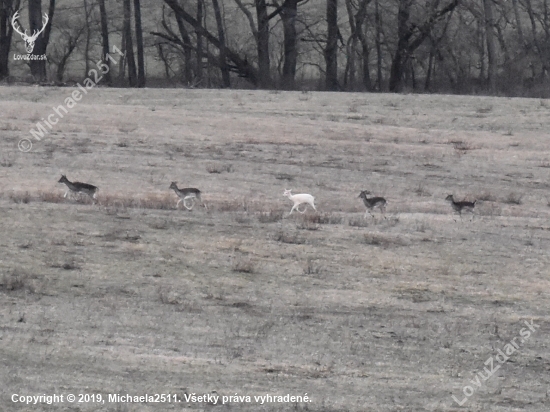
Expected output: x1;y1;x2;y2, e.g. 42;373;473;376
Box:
0;87;549;411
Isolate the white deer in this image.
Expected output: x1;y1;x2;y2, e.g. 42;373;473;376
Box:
283;189;316;215
12;11;49;54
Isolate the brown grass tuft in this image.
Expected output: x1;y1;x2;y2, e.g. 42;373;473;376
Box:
503;192;523;205
476;191;496;202
0;269;40;293
38;191;65;203
348;217;370;227
206;163;233;174
363;232;406;247
275;230;305;244
258;210;284;223
9;191;31;204
232;257;256;273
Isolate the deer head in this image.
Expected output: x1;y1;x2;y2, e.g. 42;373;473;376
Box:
12;11;49;54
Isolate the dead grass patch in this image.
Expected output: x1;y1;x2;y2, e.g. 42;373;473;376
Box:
0;269;40;294
147;219;170;230
0;153;14;167
503;192;523;205
234;212;252;224
38;191;65;203
395;286;432;303
275;230;305;244
9;191;31;204
206;163;233;174
296;217;319;231
232;257;256;273
475;105;493;114
99;193;174;210
258;210;284;223
158;289;202;312
274;173;294;181
304;212;344;225
476;190;496;202
348;217;370;227
217;199;246;212
50;260;81;271
303;258;322;275
363;232;406;247
413;183;431;197
139;193;175;209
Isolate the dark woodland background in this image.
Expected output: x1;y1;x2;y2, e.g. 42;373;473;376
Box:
1;0;550;96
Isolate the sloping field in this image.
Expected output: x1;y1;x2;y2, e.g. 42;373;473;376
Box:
0;87;549;411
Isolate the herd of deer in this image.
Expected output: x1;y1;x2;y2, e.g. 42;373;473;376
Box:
57;175;477;221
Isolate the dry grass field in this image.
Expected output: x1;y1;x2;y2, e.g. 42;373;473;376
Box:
0;86;549;411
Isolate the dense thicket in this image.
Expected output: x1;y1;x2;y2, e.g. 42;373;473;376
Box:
1;0;549;96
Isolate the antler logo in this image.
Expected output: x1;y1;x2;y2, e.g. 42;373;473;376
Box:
11;11;49;54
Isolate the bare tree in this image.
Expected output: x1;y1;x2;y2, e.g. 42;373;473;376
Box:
123;0;137;86
212;0;230;87
256;0;271;87
134;0;145;87
162;0;258;85
345;0;371;91
483;0;497;92
0;0;21;80
98;0;111;84
389;0;458;92
196;0;204;83
325;0;338;90
280;0;299;89
373;0;383;89
28;0;55;81
48;15;85;81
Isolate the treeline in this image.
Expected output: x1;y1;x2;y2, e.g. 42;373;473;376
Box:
0;0;549;96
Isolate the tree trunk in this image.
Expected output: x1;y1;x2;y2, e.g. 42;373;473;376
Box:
389;0;411;92
483;0;497;92
355;0;371;91
344;0;357;90
123;0;137;86
196;0;204;83
511;0;525;46
98;0;111;85
134;0;145;87
281;0;298;89
324;0;338;90
374;0;382;90
118;22;127;82
425;42;434;91
359;32;371;90
256;0;271;88
173;9;193;83
389;0;458;92
28;0;55;81
0;0;21;80
212;0;230;87
163;0;258;85
83;0;91;76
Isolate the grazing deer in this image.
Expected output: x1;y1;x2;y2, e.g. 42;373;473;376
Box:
283;189;316;215
445;195;476;221
358;190;387;218
170;182;206;210
58;175;98;201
